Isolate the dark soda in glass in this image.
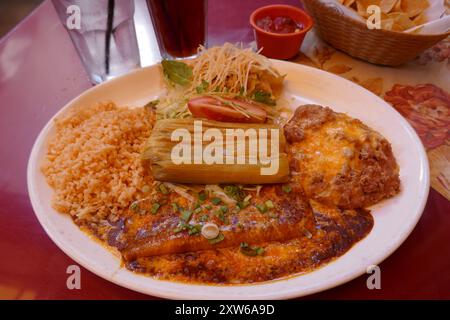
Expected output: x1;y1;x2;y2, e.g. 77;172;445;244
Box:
147;0;207;59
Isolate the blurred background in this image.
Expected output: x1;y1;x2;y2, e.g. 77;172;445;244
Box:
0;0;44;37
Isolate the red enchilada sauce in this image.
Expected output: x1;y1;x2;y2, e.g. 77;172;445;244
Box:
256;16;304;34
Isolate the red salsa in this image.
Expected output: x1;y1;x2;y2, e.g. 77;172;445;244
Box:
256;15;304;34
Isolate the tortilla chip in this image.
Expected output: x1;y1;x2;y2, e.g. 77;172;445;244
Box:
380;0;398;13
381;17;395;30
401;0;429;18
412;12;427;26
393;0;403;12
388;12;416;30
356;0;381;17
339;0;429;32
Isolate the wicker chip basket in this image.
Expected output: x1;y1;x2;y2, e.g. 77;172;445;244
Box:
302;0;449;66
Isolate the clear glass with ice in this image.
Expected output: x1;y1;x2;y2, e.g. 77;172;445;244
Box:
52;0;141;84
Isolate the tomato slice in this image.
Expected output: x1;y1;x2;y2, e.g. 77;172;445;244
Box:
188;96;267;123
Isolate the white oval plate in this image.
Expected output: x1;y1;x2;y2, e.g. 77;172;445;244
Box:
27;61;430;299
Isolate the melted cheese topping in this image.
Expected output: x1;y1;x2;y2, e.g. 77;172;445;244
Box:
295;115;365;174
289;114;374;206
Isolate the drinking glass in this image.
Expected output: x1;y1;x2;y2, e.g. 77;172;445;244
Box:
52;0;141;84
146;0;208;59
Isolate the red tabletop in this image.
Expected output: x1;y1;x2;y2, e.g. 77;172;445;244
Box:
0;0;449;300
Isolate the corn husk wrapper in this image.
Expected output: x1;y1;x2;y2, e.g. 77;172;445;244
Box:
142;119;290;184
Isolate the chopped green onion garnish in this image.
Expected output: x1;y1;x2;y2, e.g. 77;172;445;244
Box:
159;183;169;195
220;206;228;213
237;200;249;209
151;203;160;214
194;207;202;214
282;185;292;193
223;185;245;201
173;221;187;233
265;200;274;209
199;214;209;222
255;247;265;255
211;197;222;205
174;222;202;235
256;203;268;213
208;233;225;244
173;227;183;233
130;201;139;212
188;224;202;235
198;191;208;201
181;209;193;222
171;203;178;211
215;210;225;222
240;242;265;256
